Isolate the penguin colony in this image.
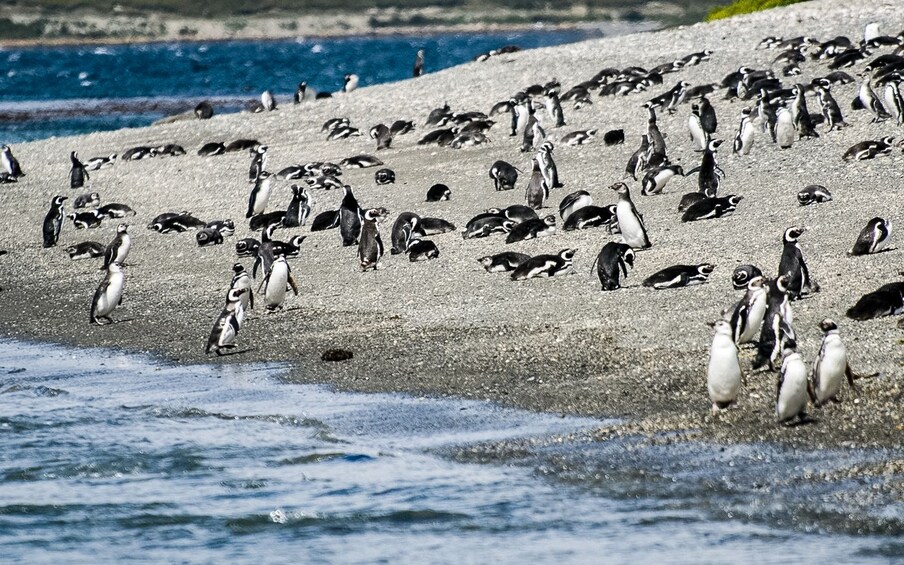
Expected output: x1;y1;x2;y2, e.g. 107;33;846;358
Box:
4;17;902;427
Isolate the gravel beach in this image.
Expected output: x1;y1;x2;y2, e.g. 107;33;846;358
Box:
0;0;901;455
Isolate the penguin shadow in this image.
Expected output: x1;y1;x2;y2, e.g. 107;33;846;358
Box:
214;348;253;357
263;305;304;315
782;414;819;428
99;317;135;325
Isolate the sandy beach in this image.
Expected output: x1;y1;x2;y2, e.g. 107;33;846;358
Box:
0;0;901;458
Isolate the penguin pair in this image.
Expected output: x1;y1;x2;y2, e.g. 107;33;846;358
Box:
206;264;254;355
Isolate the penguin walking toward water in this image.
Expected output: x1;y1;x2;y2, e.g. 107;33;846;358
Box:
536;142;562;189
261;254;298;311
339;184;362;247
205;288;248;355
707;319;742;415
0;145;24;178
779;226;818;299
42;195;67;248
809;319;858;407
69;151;88;189
102;223;130;270
246;171;274;218
753;275;794;372
592;242;635;290
525;158;549;210
729;275;769;345
357;208;386;271
230;263;253;325
413;49;425;77
249;145;268;182
849;217;892;256
90;262;125;325
610;182;651;249
776;342;810;424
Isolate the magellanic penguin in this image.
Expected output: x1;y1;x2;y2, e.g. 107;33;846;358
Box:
339;184;362;246
775;107;795;149
489;160;519;191
691;139;724;197
776;341;809;425
84;154;116;171
260;254;298;311
69;151;89;189
699;96;717;134
73;192;100;209
374;168;395;185
753;274;794;372
559;190;592;221
624;135;650;180
525;157;549;210
0;145;24;178
536;142;563;189
733;107;755;156
511;248;576;281
246;171;274;218
478;252;530;273
102;223;131;270
610;182;651;249
858;75;888;123
426;183;451;202
66;241;105;260
283;184;311;228
849;217;892;256
357;208;387;271
261;90;276;112
370;124;393;151
249;145;269;182
42;195;68;248
641;164;684;196
230;262;254;324
688;103;709;150
505;215;556;244
90;262;125;325
729;275;769;345
797;184;832;206
778;226;818;299
846;279;904;320
643;263;714;290
342;74;360;93
205;288;248;356
707;319;742;415
814;85;847;131
732;264;763;290
884;81;904;125
413;49;425;77
592;242;635;290
809;319;858;407
790;84;819;139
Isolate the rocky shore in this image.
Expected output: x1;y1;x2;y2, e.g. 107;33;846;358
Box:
0;0;901;455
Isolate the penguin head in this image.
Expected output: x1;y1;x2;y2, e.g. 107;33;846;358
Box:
708;139;724;151
775;274;792;293
747;275;766;290
818;318;839;333
559;248;577;261
708;319;732;335
232;263;246;275
108;262;123;273
621;248;635;268
117;223;128;234
53;195;68;206
783;226;805;242
501;220;516;233
543;215;556;226
609;182;629;195
698;263;715;276
478;256;494;268
728;195;745;206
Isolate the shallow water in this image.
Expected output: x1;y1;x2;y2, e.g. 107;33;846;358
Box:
0;339;900;563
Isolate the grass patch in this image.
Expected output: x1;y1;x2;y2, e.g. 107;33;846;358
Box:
706;0;807;21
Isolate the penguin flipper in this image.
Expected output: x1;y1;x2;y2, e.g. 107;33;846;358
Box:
685;166;702;176
288;274;299;296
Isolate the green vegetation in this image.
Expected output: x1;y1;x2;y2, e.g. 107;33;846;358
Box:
706;0;807;21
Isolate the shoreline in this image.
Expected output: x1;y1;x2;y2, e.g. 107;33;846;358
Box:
0;0;901;457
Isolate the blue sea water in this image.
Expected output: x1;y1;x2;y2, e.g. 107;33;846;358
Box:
0;339;901;562
0;28;626;143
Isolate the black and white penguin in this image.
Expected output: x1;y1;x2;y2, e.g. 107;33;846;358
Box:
511;248;576;281
406;237;439;262
814;85;847;131
489;160;519;191
98;203;136;219
68;210;103;229
610;182;651;249
623;135;649;181
603;129;625;146
753;274;794;371
374;168;395;185
390;120;415;136
776;342;809;424
525;157;549;210
84;154;116;171
246;171;274;219
249;211;285;233
327;125;362;141
283;184;311;228
641;164;684;196
849;217;892;256
226;139;261;153
418;217;456;235
778;226;818;299
558;190;592;221
249;145;268;182
729;275;769;345
797;184;832;206
90;262;125;325
775;107;795;149
230;263;254;321
122;146;158;161
390;213;421;255
102;223;131;270
561;129;597;146
681;195;743;222
206;219;235;237
196;228;224;247
462;216;514;239
293;81;307;104
544;90;566;127
692;139;724;197
809;319;857;406
707;319;742;415
342;74;359;93
426;184;451;202
562;205;617;232
478;252;531;273
846;279;904;320
357;208;386;271
643;263;714;290
536;142;562;189
0;145;24;178
858;76;888;123
310;210;340;232
73;192;100;209
236;238;261;258
505;215;556;244
341;155;383;169
197;142;225;157
688;103;709;150
842;136;895;161
732;264;763;290
497;205;539;224
733;107;755;155
69;151;88;189
699;96;717;134
156;144;186;157
261;254;298;311
370;124;393;151
261;90;276;112
42;195;67;248
339;185;362;247
66;241;105;260
884;81;904;125
194;101;214;119
592;242;635;291
205;287;247;355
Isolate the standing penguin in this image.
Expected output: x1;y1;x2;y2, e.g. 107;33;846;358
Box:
778;226;818;299
205;288;248;356
776;342;809;424
775;107;795;149
357;208;386;271
809;318;858;406
884;81;904;125
339;184;362;246
246;171;274;218
69;151;89;189
90;262;125;325
283;184;311;228
753;274;794;372
858;76;888;123
413;49;425;77
707;319;742;415
815;85;847;131
342;74;360;93
524;157;549;210
0;145;24;178
42;195;67;248
261;254;298;311
544;90;566;127
249;145;268;182
102;223;130;270
733;107;755;155
230;263;253;325
624;135;649;180
694;139;723;197
610;182;651;249
729;275;769;345
849;217;892;256
688;104;709;150
790;84;819;139
536;142;562;189
261;90;276;112
592;242;635;290
699;96;717;134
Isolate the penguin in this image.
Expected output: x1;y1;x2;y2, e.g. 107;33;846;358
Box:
808;319;857;407
790;84;819;139
390;120;415;136
205;288;247;356
884;81;904;125
260;254;298;311
0;145;24;178
497;205;539;224
426;184;451;202
194;101;214;119
535;142;562;189
71;192;99;209
230;263;254;321
235;238;261;258
97;203;136;219
252;223;280;279
246;171;274;218
521;110;545;153
102;223;131;270
417;128;455;146
692;139;723;197
225;139;261;153
327;125;361;141
753;275;794;371
699;96;717;134
310;210;340;232
283;184;311;228
559;190;592;221
357;208;386;271
489;160;519;191
707;319;742;415
323;117;351;133
418;217;456;235
90;262;125;325
196;228;224;247
846;279;904;320
610;182;651;249
775;107;795;149
293;81;307;104
641;164;684;196
261;90;276;112
342;74;359;93
562;205;617;232
505;215;556;244
525;158;549;210
390;213;421;255
603;129;625;146
197;142;226;157
729;275;769;344
249;211;285;233
478;252;531;273
462;216;514;239
511;248;576;281
68;210;103;229
370;124;393;151
646;107;668;165
778;226;818;299
42;195;67;248
66;241;105;260
842;136;895;161
561;129;597;146
425;102;452;126
203;219;234;238
406;237;439;262
122;146;157;161
688;104;709;150
642;263;714;290
84;153;116;171
544;90;566;127
624;135;650;180
341;155;383;169
776;342;809;424
797;184;832;206
592;242;635;291
155;144;186;157
814;85;847;131
339;184;362;247
732;264;763;290
0;172;18;184
849;217;892;256
368;169;394;187
681;195;743;222
249;145;268;182
69;151;88;189
859;76;888;122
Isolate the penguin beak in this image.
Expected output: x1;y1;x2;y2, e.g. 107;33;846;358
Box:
706;320;717;328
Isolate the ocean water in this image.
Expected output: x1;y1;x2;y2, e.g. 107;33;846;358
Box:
0;27;639;143
0;339;901;562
